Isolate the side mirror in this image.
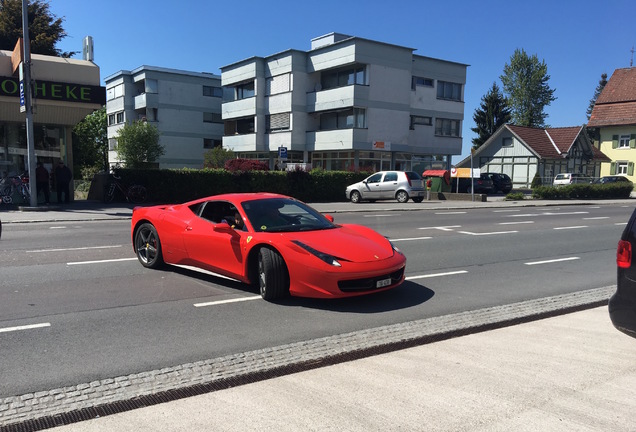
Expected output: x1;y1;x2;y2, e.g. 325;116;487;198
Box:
213;221;234;232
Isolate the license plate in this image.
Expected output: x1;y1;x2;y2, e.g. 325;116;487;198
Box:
376;278;391;288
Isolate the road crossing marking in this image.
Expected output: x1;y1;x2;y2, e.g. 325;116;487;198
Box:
583;217;609;220
194;296;261;307
418;226;461;231
458;230;518;236
434;211;466;215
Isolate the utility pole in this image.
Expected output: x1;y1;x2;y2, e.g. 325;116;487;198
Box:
22;0;37;207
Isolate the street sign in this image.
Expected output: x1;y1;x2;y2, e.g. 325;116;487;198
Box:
278;146;288;161
19;62;25;113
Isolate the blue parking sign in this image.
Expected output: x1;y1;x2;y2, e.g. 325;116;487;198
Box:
278;146;288;160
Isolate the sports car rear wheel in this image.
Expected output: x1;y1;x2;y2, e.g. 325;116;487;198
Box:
135;223;164;269
258;248;289;300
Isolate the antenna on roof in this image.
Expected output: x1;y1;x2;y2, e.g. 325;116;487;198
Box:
631;45;634;68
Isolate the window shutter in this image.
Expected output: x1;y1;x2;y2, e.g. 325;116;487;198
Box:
610;162;616;175
629;162;635;176
631;134;636;149
612;135;619;149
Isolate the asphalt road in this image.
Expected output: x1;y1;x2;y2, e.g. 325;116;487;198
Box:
0;203;632;399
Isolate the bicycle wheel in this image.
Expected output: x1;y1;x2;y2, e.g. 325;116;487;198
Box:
127;185;147;204
104;184;115;203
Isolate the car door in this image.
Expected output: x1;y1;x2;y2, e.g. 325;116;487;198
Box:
379;171;399;199
182;200;247;279
363;172;384;200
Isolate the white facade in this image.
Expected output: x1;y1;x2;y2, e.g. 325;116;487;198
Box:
105;66;223;169
221;33;467;172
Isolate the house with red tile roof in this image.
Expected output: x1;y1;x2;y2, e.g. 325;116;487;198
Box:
588;67;636;180
455;124;609;188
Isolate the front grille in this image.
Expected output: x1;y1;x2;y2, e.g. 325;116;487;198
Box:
338;267;404;292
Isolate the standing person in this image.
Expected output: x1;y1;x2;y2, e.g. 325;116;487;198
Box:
35;161;50;204
54;160;72;204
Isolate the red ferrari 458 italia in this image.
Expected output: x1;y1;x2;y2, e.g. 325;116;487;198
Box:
131;193;406;300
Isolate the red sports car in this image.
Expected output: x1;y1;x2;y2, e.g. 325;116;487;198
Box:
131;193;406;300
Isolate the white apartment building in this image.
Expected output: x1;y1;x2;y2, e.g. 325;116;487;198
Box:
221;33;468;172
105;66;223;169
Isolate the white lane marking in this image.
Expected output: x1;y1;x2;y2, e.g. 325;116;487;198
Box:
583;217;609;220
458;230;518;236
173;264;241;282
589;206;601;209
391;236;432;242
525;257;580;266
435;211;466;215
499;221;534;225
418;226;461;231
406;270;468;280
28;245;123;253
194;296;261;308
49;226;67;229
616;222;628;226
493;209;521;213
363;214;393;218
506;211;589;217
67;258;137;265
553;226;588;230
0;323;51;333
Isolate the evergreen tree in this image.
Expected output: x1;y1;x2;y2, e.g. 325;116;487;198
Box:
471;82;511;149
0;0;75;57
586;73;608;120
500;48;556;128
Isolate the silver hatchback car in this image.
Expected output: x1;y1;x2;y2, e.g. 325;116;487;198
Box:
346;171;425;203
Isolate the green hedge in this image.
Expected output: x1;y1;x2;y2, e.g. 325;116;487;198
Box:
532;183;633;199
110;168;369;203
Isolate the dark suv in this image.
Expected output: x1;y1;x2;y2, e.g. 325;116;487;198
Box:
485;173;513;194
610;208;636;338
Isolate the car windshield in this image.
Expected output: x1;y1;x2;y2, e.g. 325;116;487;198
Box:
242;198;336;233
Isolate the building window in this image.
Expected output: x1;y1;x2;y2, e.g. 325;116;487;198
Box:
116;112;124;123
321;65;366;90
502;137;513;147
203;112;223;123
437;81;462;101
203;138;222;149
435;118;460;137
619;135;631;148
108;114;116;125
411;76;434;90
203;86;223;97
266;113;290;132
266;74;290;95
319;108;366;130
108;138;117;150
106;83;124;101
410;116;432;129
235;81;255;100
224;117;255;135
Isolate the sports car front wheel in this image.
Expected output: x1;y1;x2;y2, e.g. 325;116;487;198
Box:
258;248;289;301
135;223;164;269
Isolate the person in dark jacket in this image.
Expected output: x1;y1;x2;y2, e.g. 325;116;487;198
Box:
35;161;50;204
54;160;72;204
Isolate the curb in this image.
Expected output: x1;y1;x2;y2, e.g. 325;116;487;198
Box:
0;286;614;429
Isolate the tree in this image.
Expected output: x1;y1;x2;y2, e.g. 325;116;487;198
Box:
586;72;608;120
470;82;511;149
500;48;556;128
204;145;234;168
0;0;75;57
115;121;164;169
73;107;108;176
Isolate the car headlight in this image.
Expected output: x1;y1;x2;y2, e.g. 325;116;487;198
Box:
389;239;403;255
292;240;341;267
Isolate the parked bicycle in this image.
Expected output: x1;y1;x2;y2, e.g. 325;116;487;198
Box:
103;176;147;204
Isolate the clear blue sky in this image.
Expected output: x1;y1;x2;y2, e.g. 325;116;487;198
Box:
53;0;635;164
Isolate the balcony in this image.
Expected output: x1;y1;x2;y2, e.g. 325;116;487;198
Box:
134;93;158;110
222;97;257;120
306;128;368;151
307;85;369;113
